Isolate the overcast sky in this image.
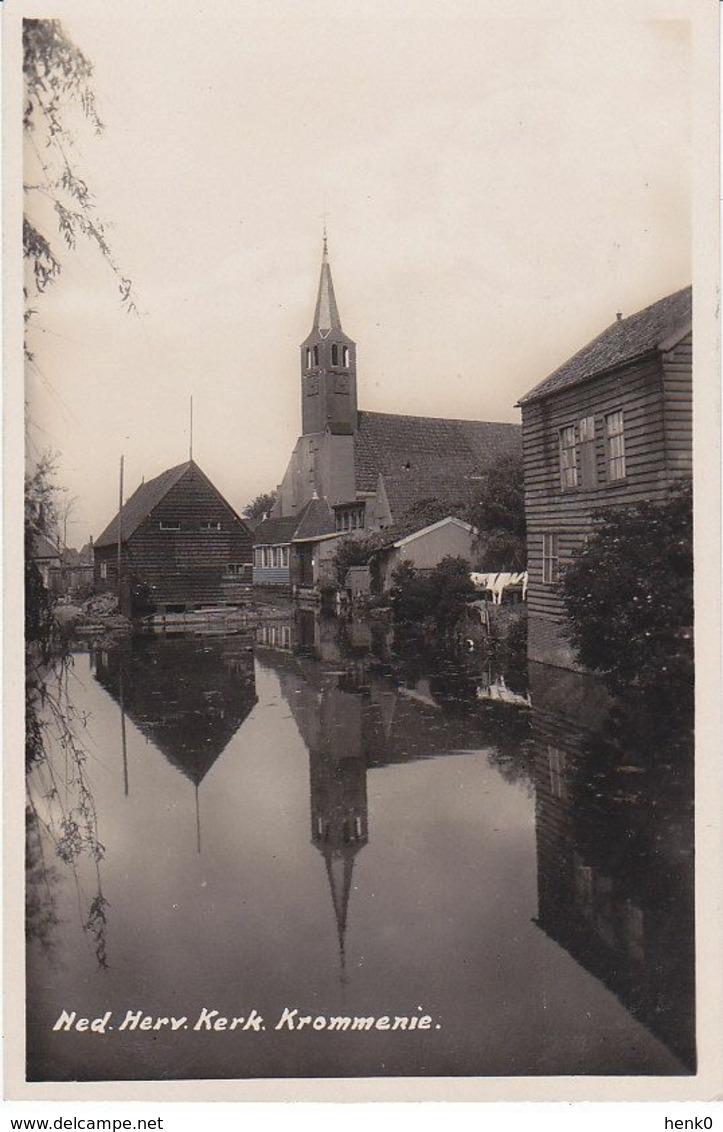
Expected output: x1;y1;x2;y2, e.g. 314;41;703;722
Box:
23;7;692;544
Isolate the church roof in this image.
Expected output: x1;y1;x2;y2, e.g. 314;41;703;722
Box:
518;286;692;406
354;410;521;521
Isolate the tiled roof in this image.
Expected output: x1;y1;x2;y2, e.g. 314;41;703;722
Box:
253;514;301;546
365;513;471;555
354;410;521;521
253;497;335;545
518;286;692;406
33;533;61;559
95;462;192;548
293;497;335;542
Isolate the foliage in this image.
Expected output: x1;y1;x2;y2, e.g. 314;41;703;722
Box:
23;18;137;359
467;451;527;570
389;556;475;629
559;483;693;700
25;454;109;967
243;491;277;521
331;534;375;585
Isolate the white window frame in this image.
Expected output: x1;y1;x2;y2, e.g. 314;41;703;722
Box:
542;533;560;584
159;521;181;532
100;561;108;580
559;425;578;490
200;521;222;532
605;409;626;481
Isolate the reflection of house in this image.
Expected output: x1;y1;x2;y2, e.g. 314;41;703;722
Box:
529;661;695;1070
92;635;257;790
273;235;521;532
366;516;477;593
518;287;692;668
94;460;253;617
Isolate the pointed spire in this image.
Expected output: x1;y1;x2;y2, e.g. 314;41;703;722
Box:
313;230;342;337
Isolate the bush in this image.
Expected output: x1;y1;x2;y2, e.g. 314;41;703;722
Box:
389;556;475;629
559;483;693;700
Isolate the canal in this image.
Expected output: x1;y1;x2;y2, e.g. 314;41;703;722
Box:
26;612;695;1080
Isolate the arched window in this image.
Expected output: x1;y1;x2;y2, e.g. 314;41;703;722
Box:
305;347;312;368
313;345;319;366
331;344;338;365
343;346;350;367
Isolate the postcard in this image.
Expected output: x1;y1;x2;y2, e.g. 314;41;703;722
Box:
4;0;721;1103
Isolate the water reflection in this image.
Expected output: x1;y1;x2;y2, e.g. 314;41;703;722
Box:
26;611;694;1080
92;634;257;849
529;662;695;1070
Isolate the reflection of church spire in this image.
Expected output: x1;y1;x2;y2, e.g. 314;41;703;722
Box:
309;747;368;986
195;782;201;855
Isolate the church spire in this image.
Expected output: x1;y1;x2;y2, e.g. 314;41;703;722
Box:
312;230;342;337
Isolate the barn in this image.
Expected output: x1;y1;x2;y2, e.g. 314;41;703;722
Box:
94;460;253;617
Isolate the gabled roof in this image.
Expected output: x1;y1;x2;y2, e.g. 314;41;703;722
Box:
364;512;472;555
95;461;192;548
95;460;248;548
33;533;61;560
518;286;692;406
354;410;521;522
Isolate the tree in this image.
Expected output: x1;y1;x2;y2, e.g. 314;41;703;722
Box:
243;491;277;521
559;483;693;700
331;534;376;585
467;451;526;570
23;18;137;360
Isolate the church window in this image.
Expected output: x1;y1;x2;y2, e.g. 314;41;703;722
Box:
331;344;339;365
305;348;312;368
343;346;350;367
313;345;319;366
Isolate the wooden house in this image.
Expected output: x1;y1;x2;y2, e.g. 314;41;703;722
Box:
518;286;692;669
31;534;63;593
94;460;253;617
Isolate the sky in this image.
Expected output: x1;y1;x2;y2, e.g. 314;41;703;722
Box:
22;7;692;545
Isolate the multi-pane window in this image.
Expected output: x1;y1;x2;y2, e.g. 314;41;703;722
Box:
100;561;108;580
159;521;181;531
559;426;578;490
578;415;598;489
542;533;559;584
605;410;626;481
334;505;365;533
200;521;221;532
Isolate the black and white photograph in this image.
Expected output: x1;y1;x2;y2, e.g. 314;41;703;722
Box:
5;0;721;1103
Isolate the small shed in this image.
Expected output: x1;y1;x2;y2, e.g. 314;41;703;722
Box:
369;516;477;592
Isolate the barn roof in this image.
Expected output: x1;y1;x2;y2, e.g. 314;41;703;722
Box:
354;410;521;522
95;460;248;549
95;462;192;548
518;286;692;406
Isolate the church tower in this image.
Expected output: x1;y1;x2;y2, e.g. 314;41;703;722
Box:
300;234;358;437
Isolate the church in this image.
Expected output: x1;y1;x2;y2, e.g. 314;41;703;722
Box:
270;235;521;536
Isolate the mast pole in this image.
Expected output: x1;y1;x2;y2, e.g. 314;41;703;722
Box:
117;455;124;604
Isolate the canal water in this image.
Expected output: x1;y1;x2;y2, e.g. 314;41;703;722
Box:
26;612;695;1081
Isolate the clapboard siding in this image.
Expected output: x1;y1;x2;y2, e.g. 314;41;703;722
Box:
522;343;693;665
95;464;252;611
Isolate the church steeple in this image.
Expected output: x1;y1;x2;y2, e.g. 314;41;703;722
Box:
301;234;358;437
313;231;343;337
